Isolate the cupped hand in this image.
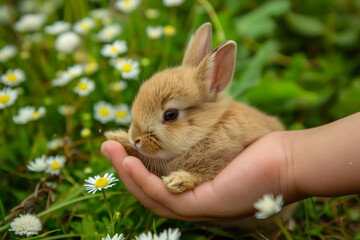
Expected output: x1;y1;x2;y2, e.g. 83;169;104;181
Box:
101;132;297;221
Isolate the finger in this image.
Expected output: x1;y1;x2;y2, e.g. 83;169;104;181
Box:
101;141;194;219
123;157;218;218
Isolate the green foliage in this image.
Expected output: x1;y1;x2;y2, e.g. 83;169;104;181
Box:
0;0;359;239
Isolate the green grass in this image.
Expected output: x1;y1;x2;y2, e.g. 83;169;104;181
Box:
1;0;360;239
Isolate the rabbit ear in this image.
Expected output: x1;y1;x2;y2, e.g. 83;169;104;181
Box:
182;22;212;67
197;40;237;97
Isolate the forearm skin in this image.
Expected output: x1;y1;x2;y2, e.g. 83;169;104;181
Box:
290;112;360;199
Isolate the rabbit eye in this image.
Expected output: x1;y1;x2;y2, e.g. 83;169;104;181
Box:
163;109;179;123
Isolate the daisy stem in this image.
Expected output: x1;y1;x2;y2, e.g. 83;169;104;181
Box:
102;189;114;235
272;214;293;240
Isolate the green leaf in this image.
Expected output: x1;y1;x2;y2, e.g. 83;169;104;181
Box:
229;40;277;98
256;0;291;16
354;230;360;240
286;12;325;36
333;30;359;46
81;216;96;240
309;226;323;236
234;0;290;38
330;78;360;118
244;74;318;112
0;198;6;225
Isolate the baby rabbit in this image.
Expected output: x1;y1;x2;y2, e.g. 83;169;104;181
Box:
105;22;284;194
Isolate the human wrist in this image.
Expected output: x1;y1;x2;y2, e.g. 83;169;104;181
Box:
274;130;306;204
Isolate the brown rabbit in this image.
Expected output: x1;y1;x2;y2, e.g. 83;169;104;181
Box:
105;22;284;194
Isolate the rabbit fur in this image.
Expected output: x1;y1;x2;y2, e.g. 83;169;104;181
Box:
105;22;284;194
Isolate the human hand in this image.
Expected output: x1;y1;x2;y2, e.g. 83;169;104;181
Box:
101;132;298;221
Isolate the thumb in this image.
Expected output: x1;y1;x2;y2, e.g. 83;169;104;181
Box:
101;140;128;171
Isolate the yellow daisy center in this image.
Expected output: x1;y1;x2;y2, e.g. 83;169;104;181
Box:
99;107;110;116
6;73;18;82
77;82;88;90
113;83;122;92
80;21;91;31
163;25;176;36
121;63;132;72
51;161;60;170
85;63;96;74
123;0;132;9
95;177;109;188
110;46;119;53
105;29;115;38
81;128;91;137
0;95;10;104
32;111;39;119
1;51;9;59
116;110;126;119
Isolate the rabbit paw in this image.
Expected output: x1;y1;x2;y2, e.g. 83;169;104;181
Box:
105;129;129;144
162;170;197;193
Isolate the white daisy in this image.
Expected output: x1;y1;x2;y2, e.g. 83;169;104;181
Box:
0;88;18;109
113;58;140;79
51;76;71;87
101;40;128;58
135;228;181;240
84;173;119;194
73;77;95;96
94;101;115;124
9;213;42;237
55;31;81;54
63;64;84;80
102;233;125;240
114;104;131;124
145;9;160;20
31;106;46;120
14;13;46;32
97;24;121;42
0;45;17;62
1;69;25;87
254;194;284;219
135;231;154;240
83;62;99;75
47;138;63;150
146;26;163;39
115;0;141;13
45;155;66;175
44;21;71;35
58;105;75;116
90;8;109;21
13;106;34;124
158;228;181;240
109;81;127;92
74;17;95;35
163;0;185;7
28;155;47;172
